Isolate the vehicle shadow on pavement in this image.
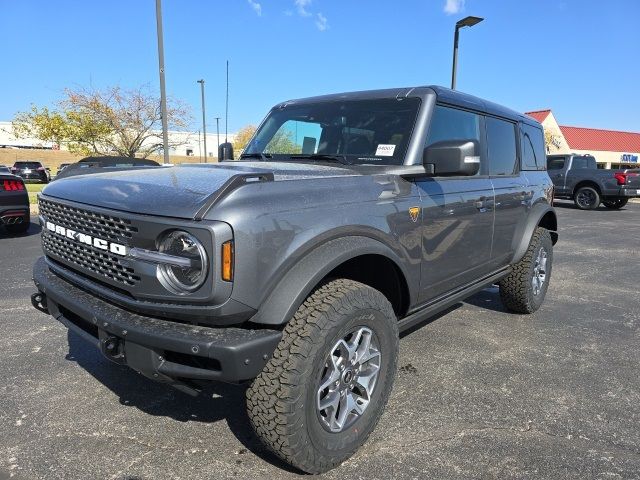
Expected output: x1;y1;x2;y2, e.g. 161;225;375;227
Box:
65;331;302;474
0;221;42;238
552;201;621;211
462;286;508;313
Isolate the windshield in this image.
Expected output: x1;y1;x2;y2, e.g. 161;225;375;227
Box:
243;98;421;165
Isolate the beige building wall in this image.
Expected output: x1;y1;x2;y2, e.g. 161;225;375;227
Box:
539;113;571;154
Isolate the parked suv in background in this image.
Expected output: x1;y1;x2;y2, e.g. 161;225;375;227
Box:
31;86;557;473
11;161;49;183
547;154;640;209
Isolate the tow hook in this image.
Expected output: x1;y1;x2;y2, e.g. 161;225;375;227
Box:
31;292;49;314
100;334;126;363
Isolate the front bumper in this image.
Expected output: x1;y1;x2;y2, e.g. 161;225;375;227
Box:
32;257;282;393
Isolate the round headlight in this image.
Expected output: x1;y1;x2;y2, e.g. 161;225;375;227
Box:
157;231;208;294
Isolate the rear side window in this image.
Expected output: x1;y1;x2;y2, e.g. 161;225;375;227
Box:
571;156;596;169
486;117;517;176
520;124;546;171
547;158;565;170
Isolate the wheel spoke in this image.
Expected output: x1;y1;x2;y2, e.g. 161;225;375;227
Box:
318;354;341;392
318;389;340;412
354;366;380;399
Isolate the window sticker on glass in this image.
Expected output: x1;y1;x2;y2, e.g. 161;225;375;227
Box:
375;144;396;156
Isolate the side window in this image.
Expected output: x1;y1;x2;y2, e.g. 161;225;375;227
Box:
520;123;546;171
571;157;589;169
547;158;565;170
486;117;518;176
426;105;482;176
426;105;481;147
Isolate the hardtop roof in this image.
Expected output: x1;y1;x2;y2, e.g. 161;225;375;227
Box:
278;85;536;126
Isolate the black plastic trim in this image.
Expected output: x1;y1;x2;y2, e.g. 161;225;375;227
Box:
33;258;283;383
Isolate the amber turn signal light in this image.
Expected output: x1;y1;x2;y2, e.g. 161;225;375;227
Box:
221;241;234;281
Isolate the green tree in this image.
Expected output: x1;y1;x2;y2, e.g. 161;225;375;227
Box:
12;85;191;158
264;130;299;154
233;124;257;152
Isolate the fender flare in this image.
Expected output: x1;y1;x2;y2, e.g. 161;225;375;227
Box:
510;202;558;264
249;236;409;326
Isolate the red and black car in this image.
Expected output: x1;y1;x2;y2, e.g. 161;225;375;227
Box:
0;173;29;234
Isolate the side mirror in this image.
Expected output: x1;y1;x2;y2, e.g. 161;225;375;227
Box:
423;139;480;176
218;142;234;161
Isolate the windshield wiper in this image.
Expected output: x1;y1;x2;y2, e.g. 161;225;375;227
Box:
239;152;272;161
288;154;352;165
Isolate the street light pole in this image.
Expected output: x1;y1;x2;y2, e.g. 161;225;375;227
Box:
451;16;484;90
214;117;221;157
197;79;207;163
155;0;170;164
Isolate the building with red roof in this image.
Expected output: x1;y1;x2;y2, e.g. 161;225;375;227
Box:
524;110;640;169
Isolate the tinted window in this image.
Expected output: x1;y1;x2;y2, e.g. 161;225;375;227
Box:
426;105;481;147
547;158;565;170
14;162;42;168
486;117;517;175
571;156;596;169
521;124;546;171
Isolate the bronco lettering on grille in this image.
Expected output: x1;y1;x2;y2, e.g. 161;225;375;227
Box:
45;221;128;256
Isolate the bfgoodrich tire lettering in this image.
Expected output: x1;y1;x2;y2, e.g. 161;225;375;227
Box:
246;278;399;474
499;227;553;314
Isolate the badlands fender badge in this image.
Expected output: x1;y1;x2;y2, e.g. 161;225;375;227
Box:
45;221;129;256
409;206;420;223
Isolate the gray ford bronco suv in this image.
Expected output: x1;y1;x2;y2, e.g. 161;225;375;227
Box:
31;86;557;474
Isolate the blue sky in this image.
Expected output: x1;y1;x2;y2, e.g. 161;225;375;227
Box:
2;0;639;133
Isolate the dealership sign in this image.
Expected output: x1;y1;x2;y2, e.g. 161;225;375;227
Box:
621;154;638;163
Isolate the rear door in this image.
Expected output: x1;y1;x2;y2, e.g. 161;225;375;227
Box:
415;105;494;302
547;156;569;195
486;117;529;265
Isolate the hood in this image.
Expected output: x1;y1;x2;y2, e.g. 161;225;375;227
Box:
41;162;357;219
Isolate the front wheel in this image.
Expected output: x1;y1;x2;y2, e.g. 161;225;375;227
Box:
574;186;600;210
602;198;628;209
499;227;553;314
246;279;399;474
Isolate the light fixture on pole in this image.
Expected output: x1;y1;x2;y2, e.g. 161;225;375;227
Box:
155;0;170;164
197;79;207;163
451;15;483;90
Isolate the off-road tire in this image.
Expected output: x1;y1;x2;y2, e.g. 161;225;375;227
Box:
499;227;553;314
246;279;399;474
602;198;628;209
574;186;600;210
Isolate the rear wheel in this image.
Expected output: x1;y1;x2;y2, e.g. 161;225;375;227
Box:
602;198;628;209
246;279;399;474
499;227;553;314
574;186;600;210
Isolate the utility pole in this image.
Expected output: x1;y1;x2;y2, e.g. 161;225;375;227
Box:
197;79;207;162
214;117;221;155
155;0;170;164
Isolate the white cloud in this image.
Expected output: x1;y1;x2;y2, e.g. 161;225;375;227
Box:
247;0;262;16
315;12;328;31
444;0;465;15
295;0;312;17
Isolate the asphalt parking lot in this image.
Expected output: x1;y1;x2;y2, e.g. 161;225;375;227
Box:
1;201;639;480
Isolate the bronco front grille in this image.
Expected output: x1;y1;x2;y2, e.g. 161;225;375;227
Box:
39;198;138;241
42;231;141;286
40;198;141;287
